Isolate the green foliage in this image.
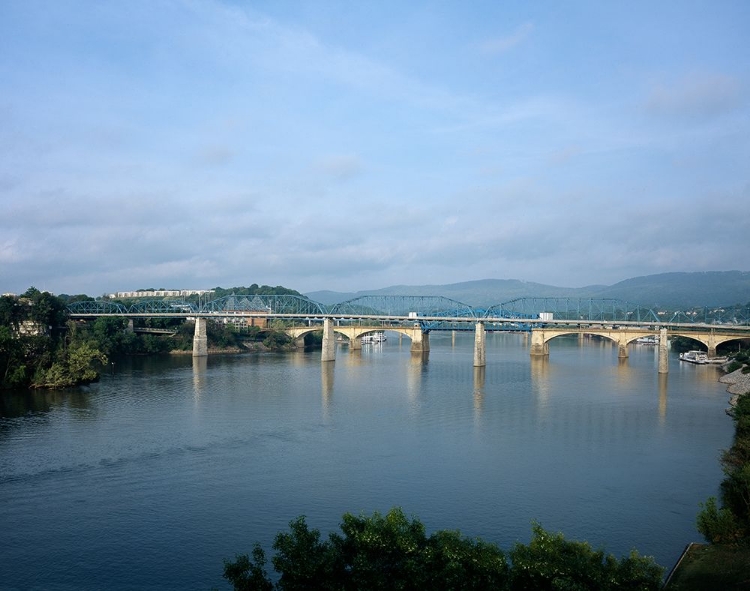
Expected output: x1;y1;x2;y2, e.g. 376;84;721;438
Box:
211;285;304;298
32;341;108;388
263;331;292;349
509;522;662;591
224;509;663;591
698;389;750;545
697;497;744;544
224;546;274;591
726;361;743;373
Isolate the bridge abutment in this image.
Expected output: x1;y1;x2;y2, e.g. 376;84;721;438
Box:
192;317;208;357
474;322;486;367
321;317;335;362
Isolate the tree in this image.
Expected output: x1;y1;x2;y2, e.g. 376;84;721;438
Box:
509;522;662;591
223;509;661;591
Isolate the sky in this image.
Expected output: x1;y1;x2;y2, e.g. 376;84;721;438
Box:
1;0;749;296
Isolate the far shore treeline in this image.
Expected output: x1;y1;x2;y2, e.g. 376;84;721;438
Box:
0;285;306;390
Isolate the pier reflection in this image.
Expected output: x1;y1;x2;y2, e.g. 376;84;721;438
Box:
473;366;485;421
192;356;207;403
659;373;669;424
407;351;428;407
321;361;334;413
530;355;550;412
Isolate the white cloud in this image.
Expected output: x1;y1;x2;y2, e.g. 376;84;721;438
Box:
645;72;743;119
479;22;534;55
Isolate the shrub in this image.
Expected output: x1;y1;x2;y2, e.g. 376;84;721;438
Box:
697;497;744;544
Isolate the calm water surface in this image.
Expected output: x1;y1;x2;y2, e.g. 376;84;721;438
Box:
0;333;733;590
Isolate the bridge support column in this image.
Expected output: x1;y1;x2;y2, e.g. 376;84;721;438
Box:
410;327;430;353
706;331;719;359
658;328;669;374
126;319;134;333
530;330;548;356
192;317;208;357
474;322;486;367
321;317;335;363
350;336;362;351
293;336;305;349
618;337;629;359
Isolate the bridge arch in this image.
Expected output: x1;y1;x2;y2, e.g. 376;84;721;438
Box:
530;327;660;358
201;294;326;315
329;295;475;319
486;298;660;323
670;332;748;357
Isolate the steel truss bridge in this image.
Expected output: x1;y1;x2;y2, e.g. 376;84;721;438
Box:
68;294;750;328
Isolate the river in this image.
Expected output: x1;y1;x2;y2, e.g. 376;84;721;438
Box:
0;332;733;590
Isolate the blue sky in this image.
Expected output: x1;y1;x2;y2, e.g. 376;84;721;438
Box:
1;0;748;296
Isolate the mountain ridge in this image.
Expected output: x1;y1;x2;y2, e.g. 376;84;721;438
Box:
306;271;750;309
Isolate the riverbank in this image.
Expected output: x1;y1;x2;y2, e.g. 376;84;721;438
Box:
664;360;750;589
719;366;750;405
663;543;750;590
169;342;300;355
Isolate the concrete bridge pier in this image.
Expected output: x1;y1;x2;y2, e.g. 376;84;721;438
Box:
530;330;549;356
658;328;669;374
192;317;208;357
127;319;134;333
293;336;305;349
349;336;362;351
617;339;629;359
706;330;721;358
473;322;486;367
321;317;335;362
410;326;430;353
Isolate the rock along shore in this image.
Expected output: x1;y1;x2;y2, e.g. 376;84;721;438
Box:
719;366;750;406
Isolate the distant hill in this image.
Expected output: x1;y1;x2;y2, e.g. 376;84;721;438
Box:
306;271;750;309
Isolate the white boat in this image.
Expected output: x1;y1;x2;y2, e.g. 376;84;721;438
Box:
679;350;708;364
361;332;386;344
635;336;659;345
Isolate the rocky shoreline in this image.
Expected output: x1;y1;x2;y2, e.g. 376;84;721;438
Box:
719;366;750;406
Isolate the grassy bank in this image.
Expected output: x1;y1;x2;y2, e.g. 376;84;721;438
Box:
664;543;750;590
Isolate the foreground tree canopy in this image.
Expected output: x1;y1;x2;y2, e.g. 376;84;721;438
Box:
224;508;663;591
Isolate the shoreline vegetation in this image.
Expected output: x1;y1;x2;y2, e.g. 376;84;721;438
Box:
665;349;750;589
0;286;309;391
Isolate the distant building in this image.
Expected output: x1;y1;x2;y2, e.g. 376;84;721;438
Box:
108;289;215;299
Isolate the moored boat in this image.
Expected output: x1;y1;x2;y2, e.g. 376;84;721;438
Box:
361;332;386;344
679;350;708;364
